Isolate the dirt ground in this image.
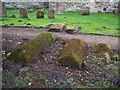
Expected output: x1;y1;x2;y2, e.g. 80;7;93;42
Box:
2;27;119;50
1;27;120;88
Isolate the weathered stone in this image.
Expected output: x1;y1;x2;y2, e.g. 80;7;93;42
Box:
93;43;113;64
1;2;7;17
65;25;82;34
82;8;90;15
19;8;28;18
48;10;55;18
48;23;66;32
0;19;4;21
10;15;16;18
27;23;31;25
7;32;55;63
36;11;44;18
57;38;88;69
18;20;22;22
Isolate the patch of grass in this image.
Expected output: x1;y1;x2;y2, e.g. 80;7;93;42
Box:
1;9;119;36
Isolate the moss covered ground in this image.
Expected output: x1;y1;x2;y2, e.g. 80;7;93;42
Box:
0;9;119;36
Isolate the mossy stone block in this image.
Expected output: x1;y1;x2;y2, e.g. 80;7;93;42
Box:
93;43;113;64
7;32;55;63
57;38;88;69
48;23;66;32
65;25;81;34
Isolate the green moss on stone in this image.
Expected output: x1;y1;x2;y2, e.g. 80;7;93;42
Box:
57;38;88;69
7;32;55;63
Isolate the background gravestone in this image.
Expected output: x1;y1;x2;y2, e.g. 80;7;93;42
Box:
19;8;28;18
36;11;44;18
0;2;7;17
48;10;55;18
56;2;65;14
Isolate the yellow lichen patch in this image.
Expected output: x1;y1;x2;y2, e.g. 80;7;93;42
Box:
7;32;55;63
65;25;81;34
48;23;66;32
57;38;88;69
93;43;113;64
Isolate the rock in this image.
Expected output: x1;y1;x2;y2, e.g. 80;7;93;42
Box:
0;19;4;21
65;25;82;34
48;23;66;32
7;32;55;63
19;8;28;18
18;20;22;22
27;23;31;25
82;8;90;15
10;23;14;25
57;38;88;69
48;10;55;18
36;11;44;18
10;15;16;18
27;9;34;13
93;43;113;64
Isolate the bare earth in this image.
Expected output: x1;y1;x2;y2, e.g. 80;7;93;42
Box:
2;27;119;50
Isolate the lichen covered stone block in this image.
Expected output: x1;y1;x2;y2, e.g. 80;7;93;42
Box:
48;10;55;18
65;25;82;34
48;23;66;32
7;32;55;63
93;43;113;64
57;38;88;69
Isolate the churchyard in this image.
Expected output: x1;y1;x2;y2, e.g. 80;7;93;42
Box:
1;1;120;88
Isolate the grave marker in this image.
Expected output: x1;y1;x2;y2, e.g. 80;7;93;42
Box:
48;10;55;18
19;8;28;18
36;11;44;18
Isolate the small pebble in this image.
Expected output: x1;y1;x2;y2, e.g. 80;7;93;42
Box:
17;42;21;45
66;67;68;69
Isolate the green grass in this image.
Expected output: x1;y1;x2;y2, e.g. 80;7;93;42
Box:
0;9;119;36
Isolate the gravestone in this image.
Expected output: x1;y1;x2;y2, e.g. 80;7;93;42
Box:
57;38;88;69
65;25;82;34
36;11;44;18
0;2;7;17
48;10;55;18
82;7;90;15
56;2;65;14
93;43;113;64
48;23;66;32
7;32;55;63
19;8;28;18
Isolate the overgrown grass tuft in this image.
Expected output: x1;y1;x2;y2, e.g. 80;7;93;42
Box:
0;9;119;36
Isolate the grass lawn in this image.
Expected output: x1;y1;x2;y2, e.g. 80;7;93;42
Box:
0;9;119;36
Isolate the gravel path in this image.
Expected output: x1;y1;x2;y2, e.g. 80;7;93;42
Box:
2;27;119;50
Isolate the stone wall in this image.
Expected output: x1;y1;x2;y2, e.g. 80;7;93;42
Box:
5;2;49;9
4;1;119;13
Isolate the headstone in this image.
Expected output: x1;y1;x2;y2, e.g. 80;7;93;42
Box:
7;32;55;63
93;43;113;64
19;8;28;18
56;2;65;14
48;10;55;18
36;11;44;18
57;38;88;69
65;25;82;34
82;8;90;15
48;23;66;32
0;2;7;17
